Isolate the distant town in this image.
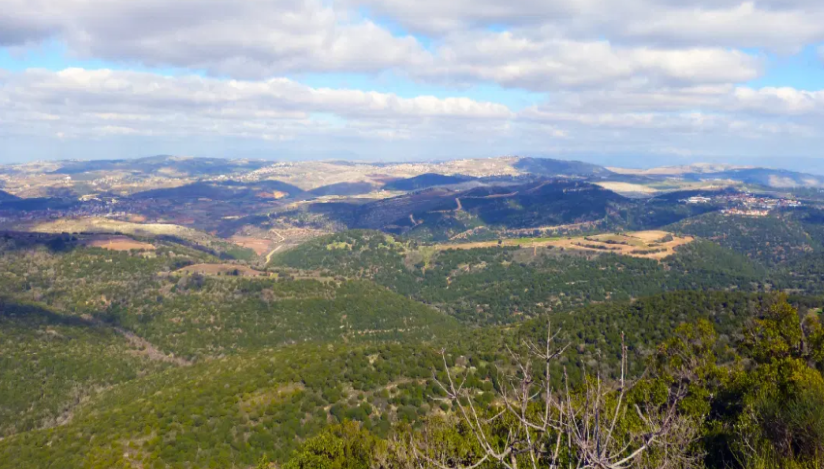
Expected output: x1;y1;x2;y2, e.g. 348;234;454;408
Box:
681;192;802;217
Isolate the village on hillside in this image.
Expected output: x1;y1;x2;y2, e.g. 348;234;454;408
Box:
682;192;802;216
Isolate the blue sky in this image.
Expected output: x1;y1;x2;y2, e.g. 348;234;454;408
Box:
1;0;823;168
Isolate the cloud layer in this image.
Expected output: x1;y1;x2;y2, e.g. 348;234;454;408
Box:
1;68;820;160
0;0;823;162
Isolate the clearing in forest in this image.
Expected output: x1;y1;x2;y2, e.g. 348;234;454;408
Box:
229;236;274;255
176;263;269;277
83;235;156;251
439;230;693;260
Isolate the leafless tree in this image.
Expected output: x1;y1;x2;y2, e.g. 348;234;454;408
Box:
411;321;699;469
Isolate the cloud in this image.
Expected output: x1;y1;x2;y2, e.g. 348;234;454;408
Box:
0;0;779;90
732;87;824;115
514;83;823;152
1;1;823;161
0;0;429;78
0;68;513;142
352;0;824;52
417;32;761;90
521;108;813;138
1;67;820;162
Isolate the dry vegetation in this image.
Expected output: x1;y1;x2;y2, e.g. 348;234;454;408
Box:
83;235;156;252
176;263;269;277
594;181;659;194
229;236;274;255
27;217;208;240
442;230;693;259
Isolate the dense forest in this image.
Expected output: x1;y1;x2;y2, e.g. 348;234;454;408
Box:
270;230;778;323
3;202;824;469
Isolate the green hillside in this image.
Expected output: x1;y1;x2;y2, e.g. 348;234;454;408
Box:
2;290;819;469
3;199;824;469
668;212;816;266
0;300;170;437
0;342;450;468
271;230;772;323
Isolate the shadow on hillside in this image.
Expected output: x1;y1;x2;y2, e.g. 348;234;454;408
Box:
0;231;80;253
0;299;94;328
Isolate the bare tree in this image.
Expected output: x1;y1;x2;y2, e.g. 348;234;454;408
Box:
411;321;699;469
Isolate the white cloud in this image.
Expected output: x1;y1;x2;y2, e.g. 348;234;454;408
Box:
1;1;823;161
0;0;782;89
0;0;429;77
521;108;813;137
3;67;819;161
351;0;824;52
0;68;513;142
418;32;761;90
732;87;824;115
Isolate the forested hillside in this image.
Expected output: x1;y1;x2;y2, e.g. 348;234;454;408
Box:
3;200;824;469
2;287;821;468
0;300;170;437
668;212;815;265
271;230;773;323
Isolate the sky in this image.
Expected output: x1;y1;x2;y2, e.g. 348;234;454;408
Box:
1;0;823;169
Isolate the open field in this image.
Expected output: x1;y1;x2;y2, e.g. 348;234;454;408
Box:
228;236;274;255
594;182;659;195
439;230;693;259
26;217;210;240
82;235;156;251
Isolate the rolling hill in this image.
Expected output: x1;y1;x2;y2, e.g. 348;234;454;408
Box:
308;182;378;196
513;157;614;178
49;155;269;177
299;180;630;241
383;173;476;191
132;180;305;200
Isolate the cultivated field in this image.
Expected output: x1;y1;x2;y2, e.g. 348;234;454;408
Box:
441;230;693;259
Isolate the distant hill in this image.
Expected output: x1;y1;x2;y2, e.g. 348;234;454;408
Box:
453;180;624;229
383;173;475;191
132;182;239;200
0;190;19;202
608;164;824;189
608;163;747;176
50;155;269;177
309;182;377;196
301;180;629;241
132;180;304;200
0;197;78;212
513;157;614;178
685;168;824;188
